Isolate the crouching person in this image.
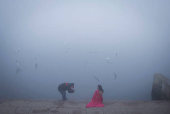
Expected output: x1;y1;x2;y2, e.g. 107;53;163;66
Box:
58;82;75;100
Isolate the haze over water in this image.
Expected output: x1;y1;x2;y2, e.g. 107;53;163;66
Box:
0;0;170;100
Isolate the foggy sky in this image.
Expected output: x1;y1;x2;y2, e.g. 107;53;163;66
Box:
0;0;170;100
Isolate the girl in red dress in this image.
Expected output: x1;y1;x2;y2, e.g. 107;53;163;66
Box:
86;85;104;107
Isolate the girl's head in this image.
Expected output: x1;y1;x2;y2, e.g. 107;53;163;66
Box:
97;85;104;93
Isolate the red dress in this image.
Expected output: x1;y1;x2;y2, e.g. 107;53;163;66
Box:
86;90;104;107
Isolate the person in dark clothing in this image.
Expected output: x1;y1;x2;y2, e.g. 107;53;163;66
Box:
58;82;75;100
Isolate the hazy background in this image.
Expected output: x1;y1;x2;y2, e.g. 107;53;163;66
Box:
0;0;170;100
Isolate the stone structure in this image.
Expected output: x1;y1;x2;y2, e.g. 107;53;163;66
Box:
0;99;170;114
151;73;170;100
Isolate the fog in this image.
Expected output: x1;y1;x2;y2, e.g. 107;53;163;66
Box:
0;0;170;100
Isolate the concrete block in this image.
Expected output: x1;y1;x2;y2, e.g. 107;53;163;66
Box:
14;106;31;114
4;99;28;107
64;100;87;108
145;108;170;114
26;100;47;107
47;100;87;108
49;108;68;114
87;107;103;114
0;107;17;114
29;107;50;114
103;108;116;114
103;100;116;108
69;108;86;114
143;101;170;108
104;100;145;108
127;108;145;114
114;108;127;114
0;99;7;107
46;100;61;108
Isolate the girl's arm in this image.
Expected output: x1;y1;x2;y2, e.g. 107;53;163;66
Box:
92;90;98;100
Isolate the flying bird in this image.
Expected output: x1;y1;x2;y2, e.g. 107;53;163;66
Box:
93;75;100;82
35;57;38;70
106;61;112;64
16;60;19;66
35;63;38;69
94;51;97;53
113;72;117;80
35;57;38;63
94;50;100;53
85;60;88;63
16;67;22;74
15;50;20;53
